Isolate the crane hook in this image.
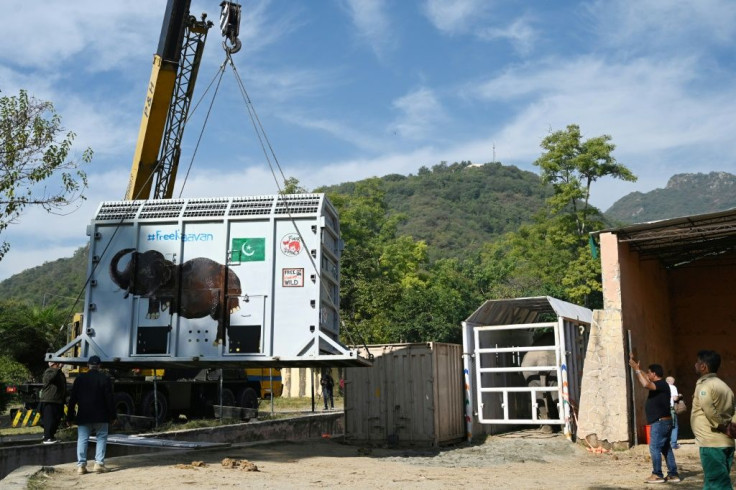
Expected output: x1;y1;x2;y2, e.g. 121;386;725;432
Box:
219;1;242;54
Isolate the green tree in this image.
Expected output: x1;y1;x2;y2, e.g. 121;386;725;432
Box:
0;355;31;412
0;89;92;261
326;178;484;344
477;124;636;307
392;258;480;343
280;176;307;194
328;179;399;342
534;124;636;236
0;300;68;377
476;220;569;300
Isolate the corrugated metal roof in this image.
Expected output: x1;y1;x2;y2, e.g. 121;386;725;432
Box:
594;207;736;268
464;296;592;326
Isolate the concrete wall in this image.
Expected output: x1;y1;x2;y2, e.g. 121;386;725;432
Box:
146;412;344;444
577;308;630;448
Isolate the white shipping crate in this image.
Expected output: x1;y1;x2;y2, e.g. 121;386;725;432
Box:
50;194;367;368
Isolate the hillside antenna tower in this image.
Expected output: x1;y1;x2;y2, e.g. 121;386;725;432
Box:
492;142;496;164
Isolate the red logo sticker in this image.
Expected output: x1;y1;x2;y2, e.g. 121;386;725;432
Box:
280;233;302;256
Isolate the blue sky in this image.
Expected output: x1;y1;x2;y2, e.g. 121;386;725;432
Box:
1;0;735;280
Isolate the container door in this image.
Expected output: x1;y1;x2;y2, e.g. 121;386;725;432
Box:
473;322;564;426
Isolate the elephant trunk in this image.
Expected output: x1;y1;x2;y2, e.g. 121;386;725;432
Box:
109;248;136;295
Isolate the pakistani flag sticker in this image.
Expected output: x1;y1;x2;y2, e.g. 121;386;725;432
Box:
232;238;266;262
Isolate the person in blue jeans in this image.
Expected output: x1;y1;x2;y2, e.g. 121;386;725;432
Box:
629;355;680;484
666;376;681;449
67;356;115;475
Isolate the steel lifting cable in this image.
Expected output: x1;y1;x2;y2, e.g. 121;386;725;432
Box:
225;51;324;301
177;59;228;198
224;51;288;189
224;52;372;358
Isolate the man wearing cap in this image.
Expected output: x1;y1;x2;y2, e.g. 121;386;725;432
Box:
67;355;115;474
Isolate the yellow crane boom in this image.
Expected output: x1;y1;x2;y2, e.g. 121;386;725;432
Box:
125;0;240;201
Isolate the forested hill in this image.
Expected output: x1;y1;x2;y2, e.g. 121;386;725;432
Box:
604;171;736;224
0;245;87;310
320;161;552;260
0;161;550;302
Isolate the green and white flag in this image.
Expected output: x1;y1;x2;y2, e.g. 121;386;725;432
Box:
232;238;265;262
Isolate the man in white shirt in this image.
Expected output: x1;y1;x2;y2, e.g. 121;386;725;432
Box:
666;376;680;449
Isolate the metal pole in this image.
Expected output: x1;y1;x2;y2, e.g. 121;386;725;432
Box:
311;369;315;412
269;368;274;415
628;329;638;445
219;368;224;420
153;372;159;429
461;321;475;442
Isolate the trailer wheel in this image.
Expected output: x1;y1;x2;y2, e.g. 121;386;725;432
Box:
113;392;135;416
141;390;168;424
237;387;258;410
220;388;236;407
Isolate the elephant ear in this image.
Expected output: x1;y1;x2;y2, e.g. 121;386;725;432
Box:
142;256;169;294
160;260;174;285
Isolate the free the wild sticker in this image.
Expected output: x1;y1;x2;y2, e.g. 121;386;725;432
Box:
282;268;304;287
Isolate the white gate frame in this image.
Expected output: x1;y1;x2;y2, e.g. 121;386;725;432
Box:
473;321;572;434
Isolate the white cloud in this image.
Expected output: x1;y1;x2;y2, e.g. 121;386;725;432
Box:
0;1;160;72
339;0;394;58
239;65;341;104
588;0;736;53
280;113;384;152
476;17;536;55
389;87;446;140
422;0;492;35
467;55;736;156
230;0;304;56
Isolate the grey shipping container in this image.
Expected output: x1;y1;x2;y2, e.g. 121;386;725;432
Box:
345;343;465;447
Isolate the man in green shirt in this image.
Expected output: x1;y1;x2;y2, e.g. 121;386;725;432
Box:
691;350;735;489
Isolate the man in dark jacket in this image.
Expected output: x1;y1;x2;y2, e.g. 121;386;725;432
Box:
68;355;115;475
40;360;67;444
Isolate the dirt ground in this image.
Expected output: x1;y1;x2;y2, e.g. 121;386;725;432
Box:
26;429;728;489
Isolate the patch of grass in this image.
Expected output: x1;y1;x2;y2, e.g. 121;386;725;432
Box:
258;396;344;412
0;425;43;436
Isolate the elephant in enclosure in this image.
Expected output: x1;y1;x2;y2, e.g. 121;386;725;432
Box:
520;331;560;428
109;248;242;344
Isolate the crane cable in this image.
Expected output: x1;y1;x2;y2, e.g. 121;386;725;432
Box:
221;50;372;357
176;58;229;198
224;51;288;190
